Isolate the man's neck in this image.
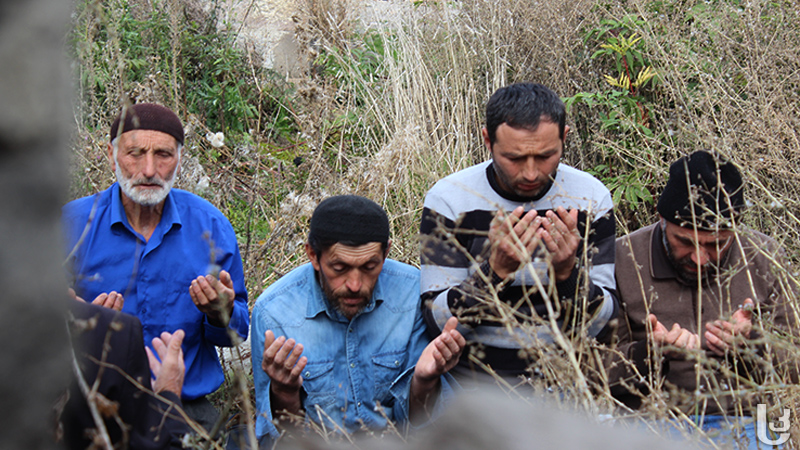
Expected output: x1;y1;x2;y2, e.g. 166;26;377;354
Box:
121;193;165;242
485;162;554;203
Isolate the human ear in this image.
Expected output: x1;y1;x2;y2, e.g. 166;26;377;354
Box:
482;127;492;153
306;243;321;271
107;143;116;171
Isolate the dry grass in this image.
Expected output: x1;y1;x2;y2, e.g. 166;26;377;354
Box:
68;0;800;447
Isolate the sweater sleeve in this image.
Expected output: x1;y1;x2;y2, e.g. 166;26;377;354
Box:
556;206;619;340
420;206;508;335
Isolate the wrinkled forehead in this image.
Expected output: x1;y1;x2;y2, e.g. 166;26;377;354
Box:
670;222;733;245
323;242;384;264
117;129;179;150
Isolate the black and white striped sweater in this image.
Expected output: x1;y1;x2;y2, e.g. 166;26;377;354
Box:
420;160;618;378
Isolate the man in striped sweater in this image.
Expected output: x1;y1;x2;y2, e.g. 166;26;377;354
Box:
420;83;618;382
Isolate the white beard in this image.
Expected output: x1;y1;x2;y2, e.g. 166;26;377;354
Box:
115;159;179;206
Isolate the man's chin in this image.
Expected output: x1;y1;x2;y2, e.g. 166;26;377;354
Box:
335;297;368;317
130;189;169;206
515;188;545;198
340;298;368;308
120;183;171;206
511;180;552;199
677;267;715;285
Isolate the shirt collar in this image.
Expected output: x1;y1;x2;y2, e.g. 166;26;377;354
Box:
305;267;386;321
109;182;127;227
109;182;182;232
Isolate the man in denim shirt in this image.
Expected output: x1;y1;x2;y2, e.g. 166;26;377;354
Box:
251;195;465;443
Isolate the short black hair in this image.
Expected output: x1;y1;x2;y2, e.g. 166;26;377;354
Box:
485;83;566;145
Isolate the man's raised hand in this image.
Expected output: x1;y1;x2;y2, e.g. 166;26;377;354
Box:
146;329;185;396
539;207;580;282
488;206;542;280
648;314;700;358
262;330;307;416
415;317;466;381
705;298;754;356
91;291;125;311
409;317;465;423
69;288;125;311
189;269;235;326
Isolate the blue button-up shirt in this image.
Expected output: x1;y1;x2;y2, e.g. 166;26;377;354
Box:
251;259;454;440
62;183;249;400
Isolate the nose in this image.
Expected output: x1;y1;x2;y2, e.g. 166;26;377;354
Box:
521;159;539;181
345;271;362;293
142;152;157;178
691;247;710;266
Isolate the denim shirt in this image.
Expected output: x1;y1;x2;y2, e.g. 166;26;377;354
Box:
62;183;249;400
251;259;455;440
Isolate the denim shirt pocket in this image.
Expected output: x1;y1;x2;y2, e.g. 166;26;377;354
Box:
372;350;406;403
301;360;336;409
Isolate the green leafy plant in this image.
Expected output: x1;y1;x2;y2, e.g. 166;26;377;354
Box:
71;0;297;141
565;14;661;222
310;30;394;166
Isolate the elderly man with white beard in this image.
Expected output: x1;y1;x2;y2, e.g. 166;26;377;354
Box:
62;103;249;431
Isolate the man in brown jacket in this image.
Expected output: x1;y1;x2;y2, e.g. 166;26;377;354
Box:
610;151;796;449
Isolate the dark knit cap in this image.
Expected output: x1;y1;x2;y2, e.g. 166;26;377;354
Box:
309;195;390;246
657;150;745;229
110;103;184;145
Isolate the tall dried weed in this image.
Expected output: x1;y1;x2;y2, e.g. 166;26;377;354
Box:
69;0;800;446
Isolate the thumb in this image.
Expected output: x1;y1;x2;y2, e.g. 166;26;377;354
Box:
442;316;459;334
146;346;161;376
220;270;233;288
169;329;185;355
741;298;755;319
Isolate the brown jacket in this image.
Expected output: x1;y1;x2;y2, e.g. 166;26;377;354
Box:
608;222;796;416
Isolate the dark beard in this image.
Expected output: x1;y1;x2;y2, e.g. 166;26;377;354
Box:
491;164;557;202
662;232;718;285
316;270;370;319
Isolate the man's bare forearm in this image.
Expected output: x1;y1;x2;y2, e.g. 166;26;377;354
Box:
408;374;441;424
270;385;303;418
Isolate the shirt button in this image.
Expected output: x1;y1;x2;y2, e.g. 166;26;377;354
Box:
394;360;400;366
357;402;362;407
304;371;310;377
350;363;355;368
349;328;353;332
